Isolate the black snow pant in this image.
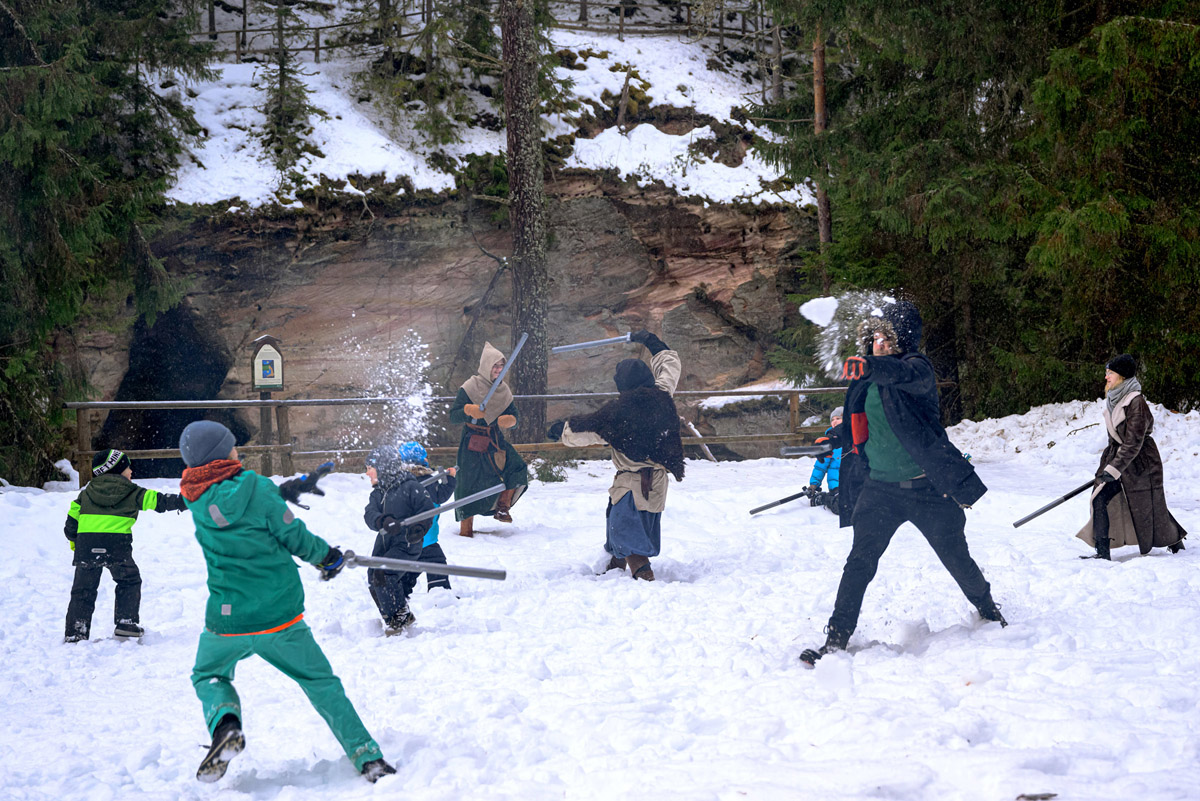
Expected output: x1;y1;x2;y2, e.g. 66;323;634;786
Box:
65;558;142;639
1091;480;1123;558
367;530;422;622
419;543;452;591
826;478;993;640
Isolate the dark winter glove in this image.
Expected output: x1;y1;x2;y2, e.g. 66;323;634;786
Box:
630;329;669;355
383;518;426;551
546;420;566;441
840;356;869;381
318;546;345;581
1097;471;1118;483
279;461;334;509
157;493;188;513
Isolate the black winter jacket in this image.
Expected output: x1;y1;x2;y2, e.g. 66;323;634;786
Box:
836;352;985;527
364;472;436;548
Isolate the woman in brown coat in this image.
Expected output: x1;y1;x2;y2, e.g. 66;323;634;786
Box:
1077;354;1187;559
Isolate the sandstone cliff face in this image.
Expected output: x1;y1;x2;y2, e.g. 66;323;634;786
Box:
61;175;813;462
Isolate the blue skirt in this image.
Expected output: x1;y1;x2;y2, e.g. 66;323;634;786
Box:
605;492;662;558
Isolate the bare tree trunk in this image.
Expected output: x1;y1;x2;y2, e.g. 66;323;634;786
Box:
578;0;588;23
813;21;832;290
500;0;548;442
771;24;782;102
208;0;217;40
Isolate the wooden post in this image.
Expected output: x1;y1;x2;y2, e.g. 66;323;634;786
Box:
314;29;321;63
74;410;92;481
687;3;692;30
259;391;274;476
208;0;216;40
789;392;800;434
618;4;625;41
236;31;242;62
275;404;294;476
578;0;588;23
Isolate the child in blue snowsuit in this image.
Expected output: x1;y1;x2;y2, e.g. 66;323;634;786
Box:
363;448;435;634
808;406;843;513
397;441;456;592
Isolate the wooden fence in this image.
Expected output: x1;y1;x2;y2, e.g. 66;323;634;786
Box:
65;386;843;478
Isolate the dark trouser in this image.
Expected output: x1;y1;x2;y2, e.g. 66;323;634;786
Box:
1091;480;1122;556
65;558;142;638
827;479;993;639
367;531;421;621
419;543;452;591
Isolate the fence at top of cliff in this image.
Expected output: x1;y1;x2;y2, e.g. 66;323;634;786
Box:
185;1;785;63
64;383;915;479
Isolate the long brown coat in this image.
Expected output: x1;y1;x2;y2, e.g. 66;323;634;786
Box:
1077;392;1188;554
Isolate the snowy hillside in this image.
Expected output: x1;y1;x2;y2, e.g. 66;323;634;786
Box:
3;399;1199;799
167;12;812;209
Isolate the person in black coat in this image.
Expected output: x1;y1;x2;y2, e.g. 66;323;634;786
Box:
363;448;436;634
801;301;1006;666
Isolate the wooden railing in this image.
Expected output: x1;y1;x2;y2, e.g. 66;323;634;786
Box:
65;386;842;478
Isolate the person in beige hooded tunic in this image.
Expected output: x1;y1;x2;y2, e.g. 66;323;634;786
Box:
1076;353;1187;559
547;330;685;581
449;342;529;537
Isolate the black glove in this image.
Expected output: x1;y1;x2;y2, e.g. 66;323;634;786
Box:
318;546;345;581
280;461;335;508
1097;471;1118;483
383;518;426;551
546;420;565;441
630;329;669;355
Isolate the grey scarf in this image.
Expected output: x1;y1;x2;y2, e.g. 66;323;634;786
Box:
1106;376;1142;415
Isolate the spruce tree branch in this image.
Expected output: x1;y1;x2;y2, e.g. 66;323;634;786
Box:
0;0;47;66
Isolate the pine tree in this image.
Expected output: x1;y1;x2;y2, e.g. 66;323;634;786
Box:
0;0;212;484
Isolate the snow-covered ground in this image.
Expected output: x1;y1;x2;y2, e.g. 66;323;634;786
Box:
2;399;1199;799
167;19;811;208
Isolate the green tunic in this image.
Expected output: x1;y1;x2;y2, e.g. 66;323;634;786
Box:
449;387;529;519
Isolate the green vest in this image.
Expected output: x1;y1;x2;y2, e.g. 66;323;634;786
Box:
863;384;925;482
68;474;160;536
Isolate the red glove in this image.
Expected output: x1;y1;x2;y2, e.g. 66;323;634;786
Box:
840;356;869;381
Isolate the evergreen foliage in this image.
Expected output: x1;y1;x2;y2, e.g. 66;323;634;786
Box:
760;1;1200;416
0;0;212;484
253;0;329;176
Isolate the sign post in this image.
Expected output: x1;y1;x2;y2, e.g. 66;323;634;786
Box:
251;335;284;476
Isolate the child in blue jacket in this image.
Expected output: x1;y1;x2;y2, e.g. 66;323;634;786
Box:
808;406;843;513
397;441;456;592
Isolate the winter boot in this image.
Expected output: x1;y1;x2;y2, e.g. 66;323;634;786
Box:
1169;540;1186;554
626;554;655;581
115;621;144;638
64;632;88;644
1095;535;1111;561
605;555;627;572
196;714;244;783
459;517;474;538
361;757;397;783
493;489;515;523
384;606;416;636
799;625;849;667
976;598;1008;627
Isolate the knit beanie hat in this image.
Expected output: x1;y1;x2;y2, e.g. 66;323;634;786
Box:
830;406;844;422
92;449;131;477
366;447;406;483
1106;353;1137;379
179;420;237;468
614;359;655;392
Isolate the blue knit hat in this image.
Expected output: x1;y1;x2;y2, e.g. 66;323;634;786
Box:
179;421;236;467
398;441;428;465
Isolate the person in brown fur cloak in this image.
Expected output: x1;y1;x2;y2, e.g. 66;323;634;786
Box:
546;330;684;581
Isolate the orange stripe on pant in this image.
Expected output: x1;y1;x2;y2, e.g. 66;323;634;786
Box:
214;613;304;637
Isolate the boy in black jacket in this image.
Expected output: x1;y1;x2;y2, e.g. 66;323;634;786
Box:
801;302;1006;666
363;448;436;634
63;449;187;642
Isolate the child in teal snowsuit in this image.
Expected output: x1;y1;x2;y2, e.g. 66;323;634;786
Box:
178;420;395;785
